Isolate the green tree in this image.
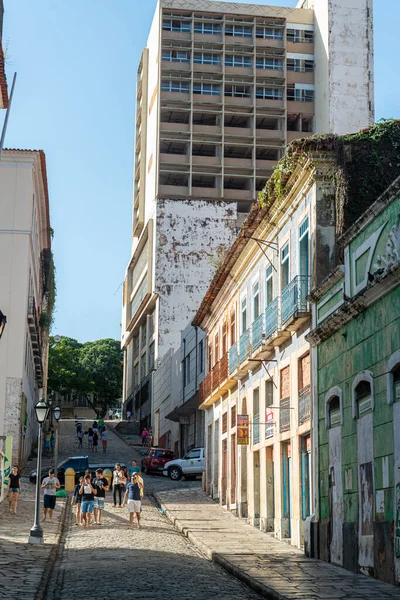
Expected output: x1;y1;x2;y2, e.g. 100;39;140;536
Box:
80;339;123;414
47;336;123;414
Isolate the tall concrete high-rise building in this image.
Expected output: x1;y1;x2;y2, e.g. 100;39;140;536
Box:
121;0;374;428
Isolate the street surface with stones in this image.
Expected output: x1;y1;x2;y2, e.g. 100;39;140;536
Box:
46;420;261;600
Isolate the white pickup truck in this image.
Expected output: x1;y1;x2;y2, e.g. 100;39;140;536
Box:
163;447;205;481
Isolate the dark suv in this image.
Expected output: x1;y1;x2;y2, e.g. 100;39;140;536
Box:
141;448;175;474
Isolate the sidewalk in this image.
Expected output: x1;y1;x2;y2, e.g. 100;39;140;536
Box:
0;480;66;599
155;488;400;600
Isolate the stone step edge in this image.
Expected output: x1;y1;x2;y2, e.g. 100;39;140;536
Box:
153;491;286;600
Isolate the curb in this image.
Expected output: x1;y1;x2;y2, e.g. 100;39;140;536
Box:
153;492;285;600
34;497;71;600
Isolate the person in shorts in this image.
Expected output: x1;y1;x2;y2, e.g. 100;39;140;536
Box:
8;465;21;514
41;469;60;523
79;474;97;528
73;476;84;525
123;473;143;529
101;429;108;452
91;469;109;525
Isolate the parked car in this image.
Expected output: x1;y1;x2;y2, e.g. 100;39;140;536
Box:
141;448;175;474
163;447;205;481
29;456;126;486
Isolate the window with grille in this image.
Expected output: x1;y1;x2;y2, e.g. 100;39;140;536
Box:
287;58;314;72
231;405;236;427
241;297;247;333
230;309;236;344
253;281;260;320
222;322;227;355
354;380;372;416
287;86;314;102
328;396;341;428
281;242;289;290
222;412;228;433
266;265;273;305
214;333;220;365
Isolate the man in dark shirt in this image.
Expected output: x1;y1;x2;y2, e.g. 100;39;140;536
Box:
91;468;109;525
123;474;143;529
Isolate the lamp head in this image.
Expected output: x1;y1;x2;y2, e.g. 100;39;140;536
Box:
54;407;61;422
35;398;49;424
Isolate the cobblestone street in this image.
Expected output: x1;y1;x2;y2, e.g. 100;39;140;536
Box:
45;421;260;599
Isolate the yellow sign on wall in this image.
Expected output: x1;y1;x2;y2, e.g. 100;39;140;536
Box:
237;415;249;445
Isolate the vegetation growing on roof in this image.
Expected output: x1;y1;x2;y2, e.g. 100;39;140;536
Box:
40;248;56;333
256;119;400;235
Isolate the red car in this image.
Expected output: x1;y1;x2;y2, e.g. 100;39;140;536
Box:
141;448;175;474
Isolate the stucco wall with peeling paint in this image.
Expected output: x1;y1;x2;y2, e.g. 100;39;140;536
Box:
155;199;237;359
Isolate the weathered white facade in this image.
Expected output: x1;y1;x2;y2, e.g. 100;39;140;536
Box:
153;348;180;453
0;150;52;466
121;0;374;432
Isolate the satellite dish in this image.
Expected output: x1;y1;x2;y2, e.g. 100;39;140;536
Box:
54;335;61;343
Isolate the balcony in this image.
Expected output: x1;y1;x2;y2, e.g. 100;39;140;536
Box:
250;298;290;361
229;343;239;374
286;70;314;85
298;385;311;425
281;275;311;330
280;397;291;433
199;353;236;407
286;100;314;115
239;328;251;363
27;296;43;386
287;131;313;144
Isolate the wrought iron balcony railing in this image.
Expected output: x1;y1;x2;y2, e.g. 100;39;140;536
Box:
281;275;310;325
228;343;239;374
265;297;279;338
251;313;264;352
280;397;291;432
239;328;251;363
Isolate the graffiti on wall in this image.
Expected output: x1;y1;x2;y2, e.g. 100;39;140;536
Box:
360;462;374;536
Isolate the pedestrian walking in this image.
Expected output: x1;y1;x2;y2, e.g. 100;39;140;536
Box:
41;469;60;523
87;428;94;451
92;469;109;525
77;430;84;448
8;465;21;514
127;410;131;422
50;429;55;453
98;417;104;433
93;430;99;452
128;460;140;478
123;473;143;529
79;474;97;528
108;408;113;420
101;429;108;452
73;476;84;525
141;427;148;447
112;463;126;507
148;428;153;446
75;419;82;434
44;429;51;454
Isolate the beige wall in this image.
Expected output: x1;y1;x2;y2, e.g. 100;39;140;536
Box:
0;151;51;466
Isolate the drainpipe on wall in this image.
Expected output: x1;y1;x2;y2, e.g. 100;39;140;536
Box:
194;327;199;447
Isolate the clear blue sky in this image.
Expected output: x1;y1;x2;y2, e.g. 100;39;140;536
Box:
2;0;399;343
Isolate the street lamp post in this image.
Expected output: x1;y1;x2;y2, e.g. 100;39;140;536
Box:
48;392;55;428
53;407;61;476
28;398;49;544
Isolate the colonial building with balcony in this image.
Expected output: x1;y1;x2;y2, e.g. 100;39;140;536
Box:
0;150;53;466
193;120;400;550
121;0;374;434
